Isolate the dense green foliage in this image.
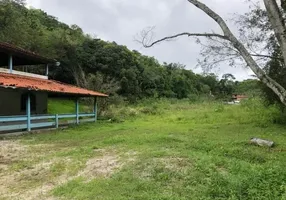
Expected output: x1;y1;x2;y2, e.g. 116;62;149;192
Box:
262;47;286;106
235;79;261;97
0;0;260;102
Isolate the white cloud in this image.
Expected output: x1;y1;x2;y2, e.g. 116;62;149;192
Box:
26;0;41;8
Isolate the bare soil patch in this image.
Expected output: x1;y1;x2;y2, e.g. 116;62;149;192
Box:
0;140;28;171
0;157;73;200
138;157;192;180
78;155;121;180
0;142;137;200
157;157;191;172
78;150;137;181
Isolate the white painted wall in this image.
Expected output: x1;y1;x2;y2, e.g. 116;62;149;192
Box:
0;68;48;79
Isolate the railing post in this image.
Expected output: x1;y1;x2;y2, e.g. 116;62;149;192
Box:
76;98;79;124
9;55;13;73
45;64;49;76
55;114;59;129
26;93;31;131
94;97;97;122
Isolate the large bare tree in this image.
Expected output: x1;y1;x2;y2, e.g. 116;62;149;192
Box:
139;0;286;106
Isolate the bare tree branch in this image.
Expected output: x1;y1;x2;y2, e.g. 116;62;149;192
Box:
250;53;282;60
140;31;227;48
199;56;239;68
138;0;286;105
202;36;281;61
207;37;240;54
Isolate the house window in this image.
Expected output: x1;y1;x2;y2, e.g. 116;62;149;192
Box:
21;93;36;112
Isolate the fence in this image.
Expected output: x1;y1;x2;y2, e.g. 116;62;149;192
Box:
0;113;96;132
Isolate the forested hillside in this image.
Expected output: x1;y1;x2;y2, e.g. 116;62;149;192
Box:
0;0;259;102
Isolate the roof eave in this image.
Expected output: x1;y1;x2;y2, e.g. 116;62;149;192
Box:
0;85;108;98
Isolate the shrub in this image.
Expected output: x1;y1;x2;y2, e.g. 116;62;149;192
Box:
240;97;284;126
122;108;139;117
188;94;200;103
139;107;158;115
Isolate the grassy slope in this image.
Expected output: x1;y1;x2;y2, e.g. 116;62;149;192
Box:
3;99;286;199
48;98;92;114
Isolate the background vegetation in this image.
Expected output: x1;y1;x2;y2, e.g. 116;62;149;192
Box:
0;0;261;104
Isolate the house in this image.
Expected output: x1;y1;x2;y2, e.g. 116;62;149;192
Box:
0;42;108;133
232;94;248;102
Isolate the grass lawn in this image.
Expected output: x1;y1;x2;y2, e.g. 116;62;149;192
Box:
48;98;92;114
1;99;286;200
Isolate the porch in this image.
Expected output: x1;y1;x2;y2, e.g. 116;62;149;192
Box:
0;96;98;133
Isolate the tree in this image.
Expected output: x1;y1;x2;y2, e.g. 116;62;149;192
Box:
138;0;286;106
235;79;261;96
237;2;286;106
261;47;286;105
219;74;236;97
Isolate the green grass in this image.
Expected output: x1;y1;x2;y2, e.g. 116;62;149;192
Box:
48;98;92;114
2;99;286;199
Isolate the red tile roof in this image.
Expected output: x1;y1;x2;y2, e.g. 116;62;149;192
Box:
232;94;248;98
0;72;108;97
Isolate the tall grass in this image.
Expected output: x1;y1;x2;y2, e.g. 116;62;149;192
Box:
48;97;286;127
240;97;286;126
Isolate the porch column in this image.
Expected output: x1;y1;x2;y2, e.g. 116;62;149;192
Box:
76;98;79;124
26;93;31;131
45;64;49;76
55;114;59;129
94;97;97;122
9;55;13;73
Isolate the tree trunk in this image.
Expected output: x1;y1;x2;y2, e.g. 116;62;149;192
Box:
188;0;286;105
263;0;286;66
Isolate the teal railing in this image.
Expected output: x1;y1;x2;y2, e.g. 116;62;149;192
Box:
0;113;96;132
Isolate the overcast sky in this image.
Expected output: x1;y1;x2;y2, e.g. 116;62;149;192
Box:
26;0;256;80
